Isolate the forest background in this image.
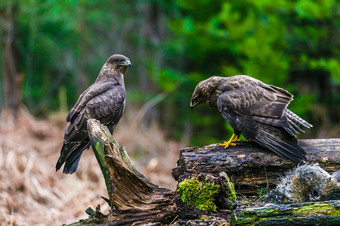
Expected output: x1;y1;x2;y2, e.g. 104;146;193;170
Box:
0;0;339;225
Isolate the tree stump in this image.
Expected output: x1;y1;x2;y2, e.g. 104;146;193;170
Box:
172;139;340;195
70;119;176;225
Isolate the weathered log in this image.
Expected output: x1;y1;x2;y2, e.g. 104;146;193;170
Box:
231;200;340;225
172;139;340;195
68;122;340;225
70;119;176;225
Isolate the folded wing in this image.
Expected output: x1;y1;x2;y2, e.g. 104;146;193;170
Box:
56;84;125;173
217;76;311;163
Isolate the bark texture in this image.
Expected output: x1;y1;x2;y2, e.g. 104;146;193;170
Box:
70;119;176;225
69;122;340;225
172;139;340;195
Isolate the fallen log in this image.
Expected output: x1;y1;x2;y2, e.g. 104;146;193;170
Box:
172;139;340;195
231;200;340;225
68;120;340;225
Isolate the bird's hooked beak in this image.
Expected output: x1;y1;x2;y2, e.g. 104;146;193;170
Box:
121;60;132;67
190;101;195;109
190;98;199;109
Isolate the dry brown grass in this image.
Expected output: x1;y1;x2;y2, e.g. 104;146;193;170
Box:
0;108;182;225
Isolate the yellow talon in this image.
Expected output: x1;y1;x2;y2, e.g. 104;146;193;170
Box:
219;133;241;149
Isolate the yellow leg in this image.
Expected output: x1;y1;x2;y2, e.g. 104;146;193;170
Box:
219;133;241;149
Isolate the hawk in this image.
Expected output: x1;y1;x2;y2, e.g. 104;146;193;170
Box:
56;54;131;174
190;75;312;163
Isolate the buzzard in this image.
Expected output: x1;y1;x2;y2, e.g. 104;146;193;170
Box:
190;75;312;163
56;54;131;174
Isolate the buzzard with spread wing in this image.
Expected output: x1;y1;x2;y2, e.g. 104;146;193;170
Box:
56;54;131;173
190;75;312;163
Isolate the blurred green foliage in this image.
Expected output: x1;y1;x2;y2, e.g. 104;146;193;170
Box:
161;0;340;143
0;0;339;145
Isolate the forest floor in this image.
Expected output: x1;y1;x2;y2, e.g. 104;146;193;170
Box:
0;108;182;225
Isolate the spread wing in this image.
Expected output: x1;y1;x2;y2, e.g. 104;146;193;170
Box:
216;79;307;163
56;83;125;173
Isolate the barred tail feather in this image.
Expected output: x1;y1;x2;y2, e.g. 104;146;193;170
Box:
282;109;312;137
285;109;313;129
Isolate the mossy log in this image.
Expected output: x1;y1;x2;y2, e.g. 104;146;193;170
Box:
231;200;340;225
68;121;340;225
70;119;176;225
172;139;340;195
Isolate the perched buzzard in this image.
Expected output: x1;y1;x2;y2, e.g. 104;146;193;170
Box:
190;75;312;163
56;54;131;173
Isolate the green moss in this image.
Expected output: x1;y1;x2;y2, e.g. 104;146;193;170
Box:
219;172;237;202
231;201;340;225
200;215;208;221
92;140;111;195
178;177;220;212
292;202;340;217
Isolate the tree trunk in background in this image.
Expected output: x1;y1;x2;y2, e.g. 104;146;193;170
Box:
1;1;22;120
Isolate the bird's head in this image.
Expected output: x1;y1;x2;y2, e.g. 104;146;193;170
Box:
190;76;222;109
190;84;206;109
106;54;132;74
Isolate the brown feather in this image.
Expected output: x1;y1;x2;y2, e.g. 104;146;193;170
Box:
190;75;312;163
56;54;131;174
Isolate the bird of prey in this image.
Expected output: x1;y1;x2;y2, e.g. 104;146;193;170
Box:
190;75;312;163
56;54;131;174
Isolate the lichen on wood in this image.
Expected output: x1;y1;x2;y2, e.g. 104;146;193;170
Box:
220;172;237;202
87;119;156;209
68;124;340;225
231;200;340;225
70;119;177;225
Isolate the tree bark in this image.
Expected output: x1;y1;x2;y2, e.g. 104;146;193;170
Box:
172;139;340;195
0;1;22;119
71;119;176;225
68;121;340;225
